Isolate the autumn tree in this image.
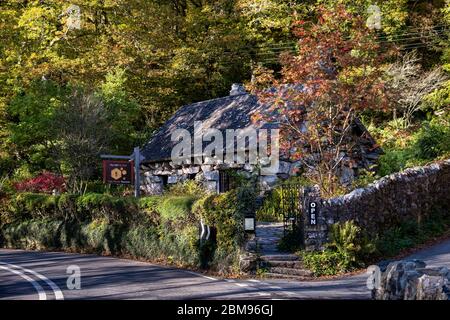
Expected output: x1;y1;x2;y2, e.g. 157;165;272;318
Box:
251;6;397;197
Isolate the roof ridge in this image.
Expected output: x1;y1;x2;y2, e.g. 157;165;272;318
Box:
183;92;250;108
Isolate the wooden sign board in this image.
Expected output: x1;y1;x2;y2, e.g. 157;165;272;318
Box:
103;160;134;185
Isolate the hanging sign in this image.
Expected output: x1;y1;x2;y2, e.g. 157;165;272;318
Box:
102;160;134;185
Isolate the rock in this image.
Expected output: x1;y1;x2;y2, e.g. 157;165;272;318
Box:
260;175;278;190
373;259;450;300
278;161;291;174
416;275;448;300
143;182;163;195
239;254;257;273
339;165;355;186
243;163;254;172
203;170;219;181
204;181;217;193
182;166;199;175
144;174;162;183
201;165;212;172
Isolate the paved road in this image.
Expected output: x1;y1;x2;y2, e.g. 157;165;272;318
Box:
1;238;449;300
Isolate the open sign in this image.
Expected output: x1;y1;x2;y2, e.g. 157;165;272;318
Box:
309;201;318;225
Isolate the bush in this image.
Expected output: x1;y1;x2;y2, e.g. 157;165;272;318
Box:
9;192;60;220
256;188;283;222
193;185;255;272
139;196;162;224
411;120;450;161
327;221;375;269
75;193;138;223
376;210;450;258
13;171;65;193
1;185;251;273
1;218;63;250
166;180;207;197
375;118;450;177
157;195;196;222
121;224;160;259
302;250;348;276
4;192;139;223
301;220;375;276
377;149;411;176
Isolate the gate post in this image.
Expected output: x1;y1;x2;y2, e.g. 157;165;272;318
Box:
302;185;327;251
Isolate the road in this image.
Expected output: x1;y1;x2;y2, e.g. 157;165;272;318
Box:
1;238;449;300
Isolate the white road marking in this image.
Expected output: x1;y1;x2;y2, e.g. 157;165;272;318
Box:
257;292;271;296
235;283;248;287
0;265;46;300
259;284;297;297
225;279;235;283
184;270;217;281
247;279;260;283
0;261;64;300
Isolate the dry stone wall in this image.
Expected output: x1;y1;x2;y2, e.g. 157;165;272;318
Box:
304;159;450;250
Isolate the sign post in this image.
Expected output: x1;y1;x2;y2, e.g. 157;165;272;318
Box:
101;146;143;198
133;147;141;198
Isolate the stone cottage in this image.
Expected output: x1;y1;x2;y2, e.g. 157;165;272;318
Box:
139;84;382;194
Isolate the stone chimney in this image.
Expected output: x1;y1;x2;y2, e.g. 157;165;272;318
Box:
229;83;246;96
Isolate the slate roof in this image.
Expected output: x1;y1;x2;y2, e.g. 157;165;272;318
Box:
141;93;275;162
141;90;381;163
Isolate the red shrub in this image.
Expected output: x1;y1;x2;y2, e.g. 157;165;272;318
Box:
14;172;66;193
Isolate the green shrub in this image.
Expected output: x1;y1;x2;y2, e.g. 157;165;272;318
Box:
139;196;162;224
411;120;450;161
377;149;411;176
256;188;283;222
352;168;378;189
121;225;160;259
193;185;255;271
327;220;375;269
166;180;207;197
301;250;347;276
376;210;450;258
157;224;200;266
376;118;450;177
75;193;138;222
5;192;140;223
1;218;63;250
193;192;239;256
301;220;375;276
157;195;196;222
81;219;110;253
9;193;60;220
57;193;79;219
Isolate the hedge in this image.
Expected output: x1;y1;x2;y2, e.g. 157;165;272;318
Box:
0;218;200;267
0;186;257;273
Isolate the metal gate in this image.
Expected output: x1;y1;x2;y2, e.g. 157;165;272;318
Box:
279;183;304;244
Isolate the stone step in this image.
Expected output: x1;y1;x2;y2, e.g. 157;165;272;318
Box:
260;254;299;261
262;272;312;280
258;240;282;244
267;267;313;277
261;260;305;269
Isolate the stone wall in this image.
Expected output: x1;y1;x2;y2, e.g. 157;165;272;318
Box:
140;160;302;195
372;260;450;300
303;159;450;251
